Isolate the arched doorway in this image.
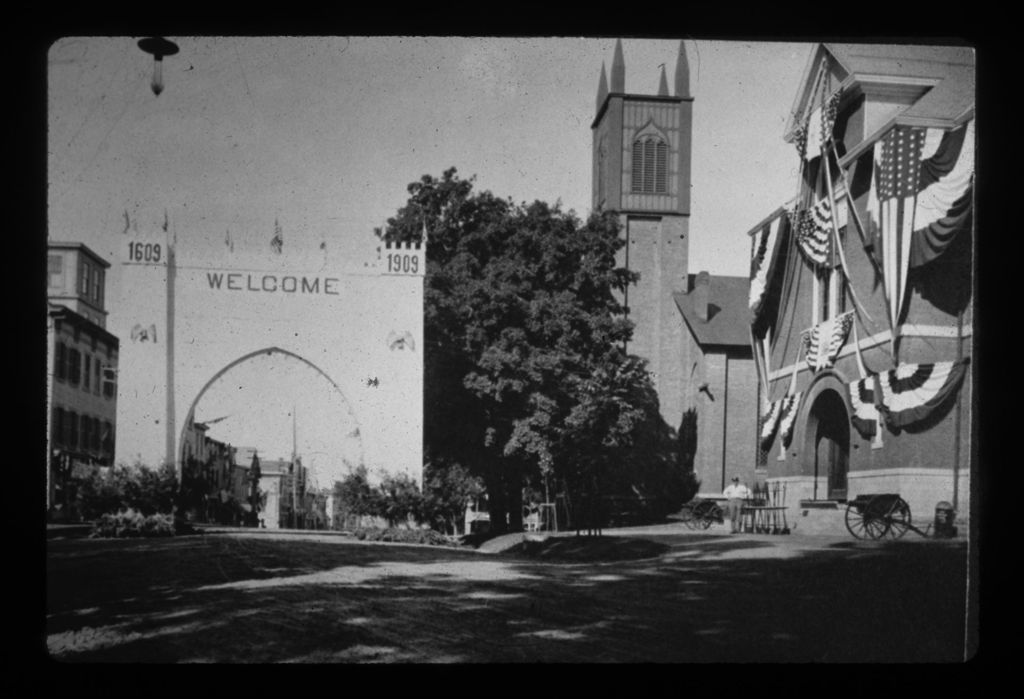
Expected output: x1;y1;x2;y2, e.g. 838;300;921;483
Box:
808;389;850;501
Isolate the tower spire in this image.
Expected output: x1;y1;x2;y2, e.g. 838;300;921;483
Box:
674;40;691;98
610;38;625;93
596;62;608;112
658;64;669;96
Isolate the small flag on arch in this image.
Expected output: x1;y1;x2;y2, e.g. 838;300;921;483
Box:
270;219;283;254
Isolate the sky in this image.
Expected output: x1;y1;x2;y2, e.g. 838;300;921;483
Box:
47;36;813;483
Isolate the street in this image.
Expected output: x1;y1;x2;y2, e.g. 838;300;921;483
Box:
45;525;972;663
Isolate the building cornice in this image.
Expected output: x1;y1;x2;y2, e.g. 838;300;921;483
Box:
49;304;120;347
592;92;690;129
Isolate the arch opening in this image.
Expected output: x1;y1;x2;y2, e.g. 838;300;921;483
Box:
177;347;363;524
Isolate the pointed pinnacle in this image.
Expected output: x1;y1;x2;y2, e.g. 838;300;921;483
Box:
610;38;625;93
675;40;691;97
658;64;669;96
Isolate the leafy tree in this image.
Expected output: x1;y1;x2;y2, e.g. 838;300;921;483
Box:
421;460;485;535
382;168;675;532
376;472;424;527
332;465;382;528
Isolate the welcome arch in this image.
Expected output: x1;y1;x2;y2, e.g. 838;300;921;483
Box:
114;229;425;485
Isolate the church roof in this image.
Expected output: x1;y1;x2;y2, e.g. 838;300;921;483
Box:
673;275;751;349
825;42;975;122
785;42;975;139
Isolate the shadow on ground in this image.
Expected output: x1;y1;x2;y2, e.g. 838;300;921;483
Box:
45;532;970;664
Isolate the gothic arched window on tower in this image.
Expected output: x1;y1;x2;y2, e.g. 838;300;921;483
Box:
631;134;669;194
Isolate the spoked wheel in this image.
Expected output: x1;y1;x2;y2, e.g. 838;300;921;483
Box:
695;502;721;530
881;498;912;539
679;505;699;530
706;504;724;528
862;496;898;540
845;503;870;539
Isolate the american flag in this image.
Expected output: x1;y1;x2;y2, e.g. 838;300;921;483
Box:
872;126;926;325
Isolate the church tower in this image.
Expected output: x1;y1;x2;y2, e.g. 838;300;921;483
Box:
592;39;694;428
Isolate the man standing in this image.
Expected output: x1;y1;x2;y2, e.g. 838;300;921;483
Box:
723;476;752;534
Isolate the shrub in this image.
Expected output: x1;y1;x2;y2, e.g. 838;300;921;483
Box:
350;526;454;547
78;462;179;520
90;508;176;538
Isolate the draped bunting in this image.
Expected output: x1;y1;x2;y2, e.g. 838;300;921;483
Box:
794;78;841;162
848;374;882;438
790;200;831;267
777;392;802;447
801;311;853;371
909;120;975;268
877;358;969;429
749;214;783;316
759;398;784;451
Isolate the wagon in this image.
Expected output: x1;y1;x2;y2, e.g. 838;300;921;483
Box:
844;493;913;540
679;498;724;530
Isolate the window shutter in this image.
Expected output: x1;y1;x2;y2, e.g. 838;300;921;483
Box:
655;140;668;193
631;140;643;192
643;139;655;192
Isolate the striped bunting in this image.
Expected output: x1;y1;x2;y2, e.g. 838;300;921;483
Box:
848;374;882;438
749;214;783;315
778;393;802;447
790;199;831;268
801;311;853;371
876;358;970;429
759;398;784;451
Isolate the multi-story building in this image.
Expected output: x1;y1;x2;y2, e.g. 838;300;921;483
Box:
748;43;974;526
180;420;236;521
591;40;759;493
47;242;119;520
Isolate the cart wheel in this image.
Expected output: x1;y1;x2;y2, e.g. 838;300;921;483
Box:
883;498;912;539
679;505;698;530
861;496;894;540
845;503;869;539
704;503;723;529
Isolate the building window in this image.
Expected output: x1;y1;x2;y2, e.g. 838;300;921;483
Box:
83;354;92;392
103;365;116;399
53;407;65;448
94;359;102;395
81;415;91;454
69;411;79;450
49;255;64;288
68;348;81;386
81;261;91;297
56;342;67;382
102;421;114;457
93;268;103;305
631;135;668;194
91;417;101;452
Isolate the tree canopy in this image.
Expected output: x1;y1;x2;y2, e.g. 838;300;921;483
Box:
381;168;686;533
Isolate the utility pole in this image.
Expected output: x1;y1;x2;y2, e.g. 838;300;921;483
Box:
291;406;298;529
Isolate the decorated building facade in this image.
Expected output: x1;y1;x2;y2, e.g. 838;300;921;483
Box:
748;44;974;525
592;40;758;494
